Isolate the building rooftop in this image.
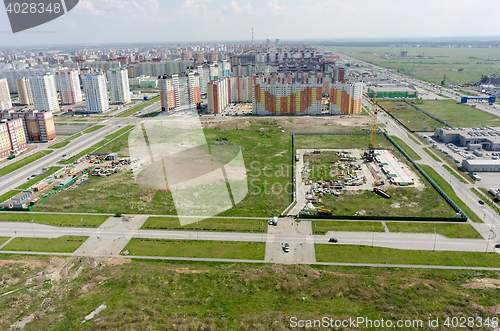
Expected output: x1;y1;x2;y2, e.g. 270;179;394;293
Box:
369;85;416;92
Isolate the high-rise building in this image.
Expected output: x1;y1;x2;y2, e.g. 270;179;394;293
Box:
329;82;363;115
158;72;200;113
29;73;59;112
108;68;131;104
207;77;229;114
0;78;12;111
228;76;254;103
81;72;110;113
0;118;27;160
1;109;56;142
253;82;322;116
55;69;83;105
16;78;32;105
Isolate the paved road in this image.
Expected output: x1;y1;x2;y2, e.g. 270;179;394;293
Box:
1;221;499;253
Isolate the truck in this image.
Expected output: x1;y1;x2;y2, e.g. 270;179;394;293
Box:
373;187;391;199
295;155;299;162
318;209;333;215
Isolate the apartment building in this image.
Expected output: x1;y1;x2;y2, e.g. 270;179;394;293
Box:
29;73;59;112
16;78;33;105
108;67;131;104
0;78;12;110
55;69;83;105
329;82;363;115
81;72;110;113
0;118;28;160
1;109;56;142
158;72;200;113
207;77;229;114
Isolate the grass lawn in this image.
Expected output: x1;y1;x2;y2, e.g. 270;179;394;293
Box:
91;125;135;149
50;133;83;149
420;165;481;222
0;213;108;227
94;130;131;156
82;125;105;134
0;151;54;179
474;188;500;214
480;188;500;206
124;239;265;260
304;151;341;181
378;101;442;132
294;132;388;150
312;221;385;234
391;136;421;160
16;167;62;189
116;96;160;118
422;147;441;162
412;99;500;128
0;236;87;253
315;244;500;267
386;222;482;239
443;165;467;183
0;237;8;246
0;190;21;203
142;217;268;233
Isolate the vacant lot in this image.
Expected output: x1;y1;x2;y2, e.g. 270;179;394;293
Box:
1;257;500;330
378;101;442;132
35;126;293;217
412;99;500;128
124;239;265;260
142;217;268;233
391;136;421;160
0;236;87;253
316;244;500;267
294;133;392;150
386;222;482;239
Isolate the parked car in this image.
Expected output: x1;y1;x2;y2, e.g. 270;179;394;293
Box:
283;243;290;253
328;238;338;243
495;244;500;249
478;200;485;205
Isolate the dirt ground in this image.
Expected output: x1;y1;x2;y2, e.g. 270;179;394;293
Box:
201;115;371;134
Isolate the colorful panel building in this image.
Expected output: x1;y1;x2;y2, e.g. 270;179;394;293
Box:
329;82;363;115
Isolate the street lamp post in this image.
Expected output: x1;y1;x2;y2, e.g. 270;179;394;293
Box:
372;226;374;247
30;217;35;237
80;218;84;236
433;228;437;251
486;233;491;253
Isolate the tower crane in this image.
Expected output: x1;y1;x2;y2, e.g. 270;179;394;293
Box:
365;94;378;162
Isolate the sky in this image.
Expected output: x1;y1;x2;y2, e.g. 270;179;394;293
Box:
1;0;500;46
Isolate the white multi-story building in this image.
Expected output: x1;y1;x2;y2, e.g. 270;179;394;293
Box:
0;78;12;111
108;67;131;104
81;72;109;113
207;77;229;114
55;69;83;105
29;73;59;112
16;78;32;105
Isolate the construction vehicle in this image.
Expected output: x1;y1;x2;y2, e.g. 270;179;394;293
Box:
374;180;385;186
364;94;378;162
318;209;333;215
373;187;391;199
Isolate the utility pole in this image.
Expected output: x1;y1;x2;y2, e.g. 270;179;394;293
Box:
372;226;374;247
433;228;437;251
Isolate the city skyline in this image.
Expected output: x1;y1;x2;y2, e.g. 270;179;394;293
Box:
1;0;500;46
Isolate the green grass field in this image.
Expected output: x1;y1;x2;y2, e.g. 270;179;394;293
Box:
304;151;341;181
422;147;441;162
142;217;268;233
124;239;265;260
50;132;83;149
391;136;421;160
93;130;131;156
443;165;467;183
58;148;95;165
412;99;500;128
315;245;500;267
0;237;8;246
0;151;54;179
379;101;442;132
294;133;388;150
91;125;135;149
333;46;500;86
386;222;482;239
116;96;160;118
16;167;62;189
419;165;481;222
0;236;87;253
0;213;108;227
82;125;105;134
312;221;385;234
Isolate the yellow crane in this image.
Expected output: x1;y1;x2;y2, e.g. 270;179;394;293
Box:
366;94;378;162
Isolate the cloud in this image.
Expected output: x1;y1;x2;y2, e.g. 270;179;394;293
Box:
267;0;287;14
76;0;168;21
222;1;255;15
179;0;212;17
